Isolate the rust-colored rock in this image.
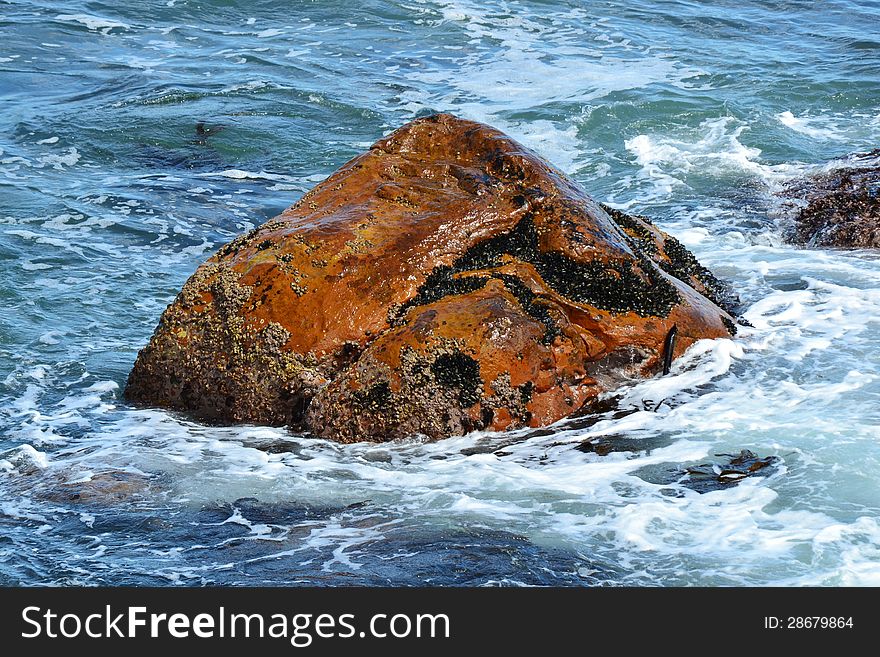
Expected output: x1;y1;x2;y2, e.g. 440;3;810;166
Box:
125;113;737;442
780;149;880;248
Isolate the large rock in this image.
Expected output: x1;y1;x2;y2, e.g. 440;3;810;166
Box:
125;113;737;442
780;149;880;248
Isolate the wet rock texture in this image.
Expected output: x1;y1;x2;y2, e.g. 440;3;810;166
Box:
781;149;880;248
126;114;736;442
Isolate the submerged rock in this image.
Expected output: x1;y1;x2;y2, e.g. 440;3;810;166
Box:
126;113;737;442
632;450;781;494
682;450;781;493
780;149;880;248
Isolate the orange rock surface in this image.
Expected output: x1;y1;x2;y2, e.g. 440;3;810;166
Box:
125;113;737;442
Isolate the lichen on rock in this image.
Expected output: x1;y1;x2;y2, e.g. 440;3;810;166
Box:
126;113;738;442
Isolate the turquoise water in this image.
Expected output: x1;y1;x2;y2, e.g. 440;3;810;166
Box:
1;0;879;585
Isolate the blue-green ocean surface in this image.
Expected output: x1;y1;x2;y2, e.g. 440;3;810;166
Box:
1;0;879;585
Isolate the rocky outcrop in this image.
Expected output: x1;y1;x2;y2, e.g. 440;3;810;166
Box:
125;113;737;442
780;149;880;248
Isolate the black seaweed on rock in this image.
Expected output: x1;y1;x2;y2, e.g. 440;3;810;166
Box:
492;273;561;344
353;381;392;411
398;215;682;319
430;351;483;408
392;267;488;324
602;203;741;320
600;203;658;254
658;235;737;314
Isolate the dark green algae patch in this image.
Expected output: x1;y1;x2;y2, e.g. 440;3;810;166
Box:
392;212;694;328
600;203;740;320
430;351;483;408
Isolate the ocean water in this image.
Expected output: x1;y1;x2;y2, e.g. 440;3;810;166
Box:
1;0;879;586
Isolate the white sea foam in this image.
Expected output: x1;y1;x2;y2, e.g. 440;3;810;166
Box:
5;229;86;256
200;169;300;182
777;111;845;141
56;14;130;34
37;330;63;345
215;508;275;540
37;147;81;170
0;445;49;474
623;117;809;202
256;28;285;39
20;260;52;271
